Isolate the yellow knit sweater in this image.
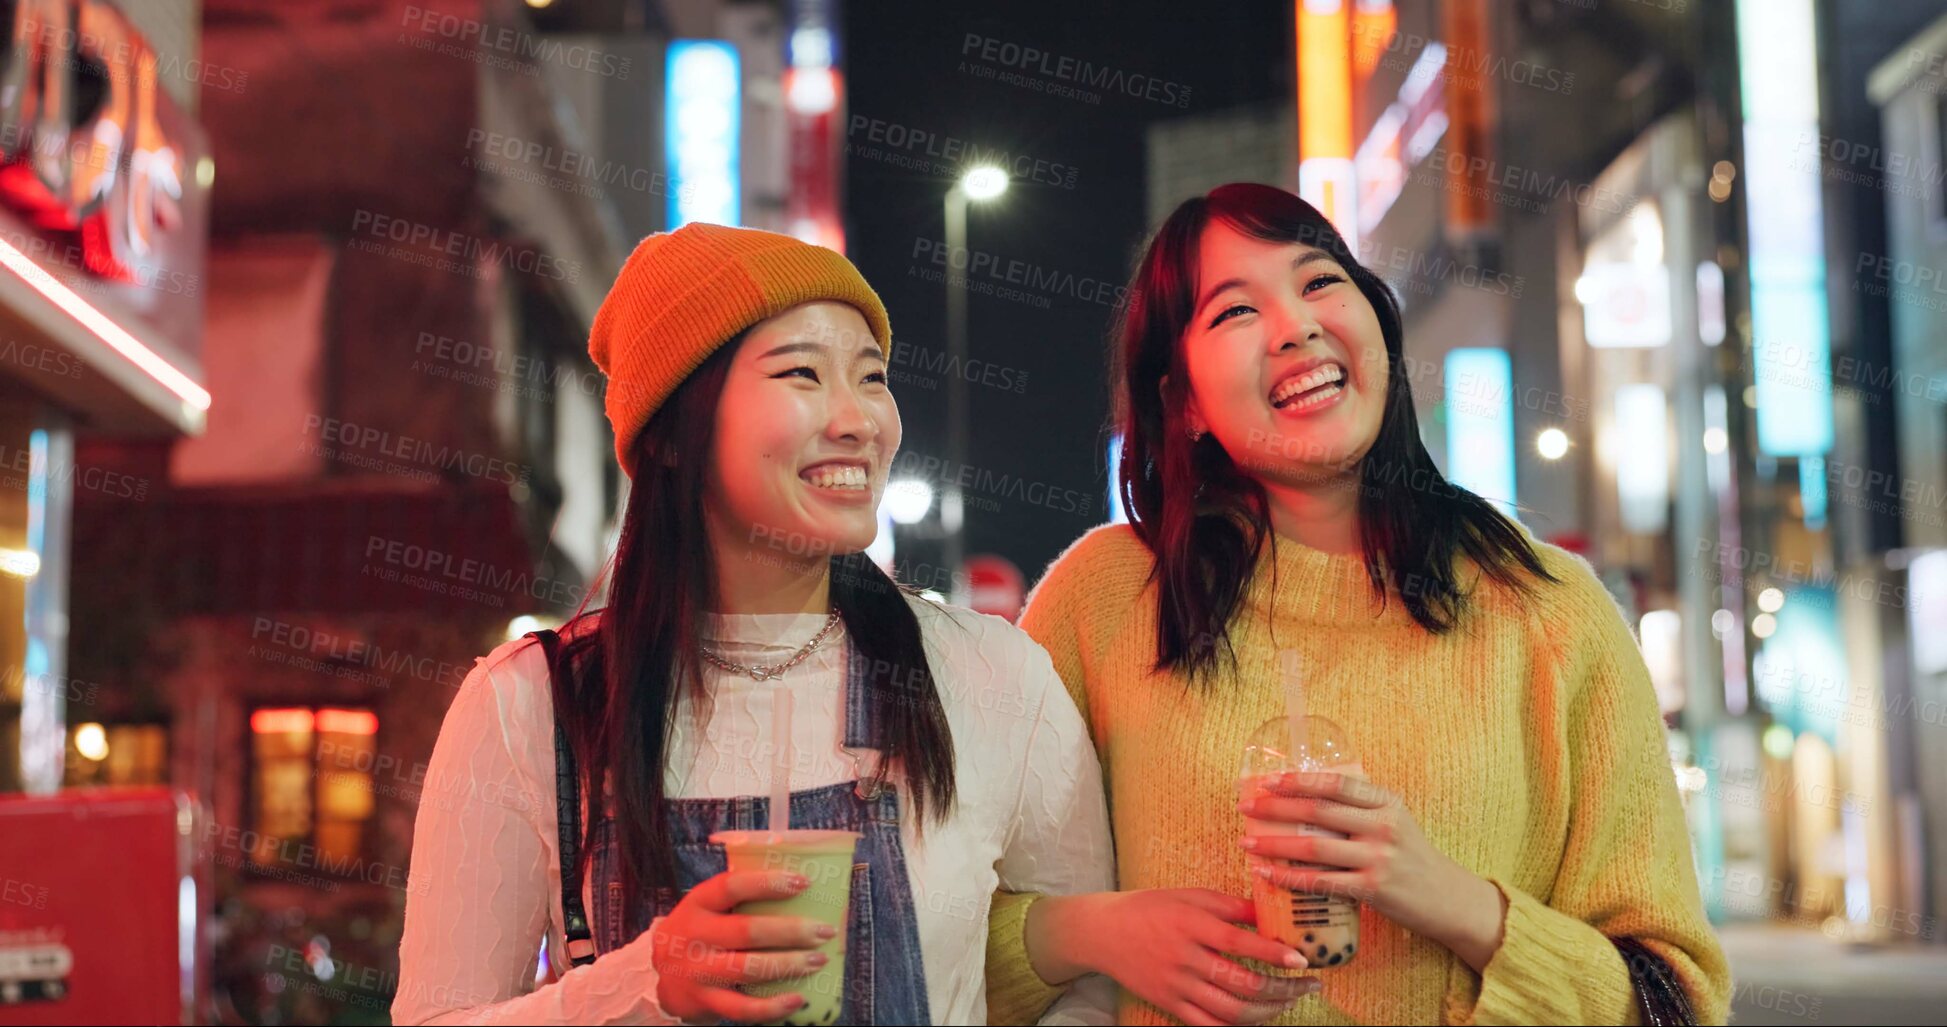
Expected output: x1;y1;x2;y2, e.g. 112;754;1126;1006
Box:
984;522;1733;1025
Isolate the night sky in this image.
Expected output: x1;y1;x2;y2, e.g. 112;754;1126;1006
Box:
843;0;1290;585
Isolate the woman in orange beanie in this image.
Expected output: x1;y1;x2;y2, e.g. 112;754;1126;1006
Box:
985;184;1732;1026
392;224;1122;1025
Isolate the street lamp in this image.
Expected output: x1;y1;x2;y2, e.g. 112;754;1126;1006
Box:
885;479;935;525
962;166;1008;201
941;166;1007;603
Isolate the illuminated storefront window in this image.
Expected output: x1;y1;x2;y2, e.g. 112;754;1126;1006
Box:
247;706;378;871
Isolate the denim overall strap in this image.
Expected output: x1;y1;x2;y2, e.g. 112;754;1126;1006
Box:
840;631;884;797
833;637;932;1025
568;636;933;1025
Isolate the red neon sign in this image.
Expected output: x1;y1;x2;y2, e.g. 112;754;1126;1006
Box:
0;0;183;285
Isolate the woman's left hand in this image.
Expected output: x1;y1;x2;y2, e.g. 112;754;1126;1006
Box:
1237;771;1506;971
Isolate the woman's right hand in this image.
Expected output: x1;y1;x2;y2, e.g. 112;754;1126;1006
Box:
1030;889;1321;1026
649;869;836;1023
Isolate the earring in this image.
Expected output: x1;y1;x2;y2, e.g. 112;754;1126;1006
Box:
1187;425;1206;442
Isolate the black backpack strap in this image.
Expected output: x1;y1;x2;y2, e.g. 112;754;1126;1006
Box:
533;628;598;968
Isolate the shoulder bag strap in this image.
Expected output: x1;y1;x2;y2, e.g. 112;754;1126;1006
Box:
532;628;598;968
1613;937;1699;1026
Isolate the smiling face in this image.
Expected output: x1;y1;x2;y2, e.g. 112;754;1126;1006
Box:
1179;221;1390;484
705;301;898;561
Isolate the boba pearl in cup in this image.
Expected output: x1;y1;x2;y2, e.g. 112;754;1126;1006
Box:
1239;714;1364;968
710;829;861;1026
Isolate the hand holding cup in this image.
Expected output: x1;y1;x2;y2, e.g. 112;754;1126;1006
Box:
1239;769;1502;965
650;869;835;1024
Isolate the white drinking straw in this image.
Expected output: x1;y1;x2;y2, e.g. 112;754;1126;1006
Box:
1279;649;1308;771
770;687;793;834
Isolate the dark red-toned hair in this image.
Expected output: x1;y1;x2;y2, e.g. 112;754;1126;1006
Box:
1114;183;1553;678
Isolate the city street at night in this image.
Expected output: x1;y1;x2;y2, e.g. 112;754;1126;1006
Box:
1;1;1945;1025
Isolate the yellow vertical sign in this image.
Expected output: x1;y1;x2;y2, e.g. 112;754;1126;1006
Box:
1297;0;1358;252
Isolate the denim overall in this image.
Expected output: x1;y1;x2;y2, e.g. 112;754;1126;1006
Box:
533;629;931;1026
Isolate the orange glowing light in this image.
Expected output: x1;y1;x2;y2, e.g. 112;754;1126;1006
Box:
1442;0;1494;241
1350;0;1396;87
316;708;379;735
1297;0;1359;250
1298;1;1353;161
250;708;315;734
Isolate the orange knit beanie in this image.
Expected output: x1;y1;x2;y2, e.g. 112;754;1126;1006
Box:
587;223;893;475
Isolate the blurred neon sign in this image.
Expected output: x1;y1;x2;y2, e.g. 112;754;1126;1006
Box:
1737;0;1832;456
1296;0;1357;251
1106;433;1127;524
0;0;185;284
785;1;844;251
666;40;741;228
1444;347;1516;516
1615;383;1671;534
1355;43;1446;237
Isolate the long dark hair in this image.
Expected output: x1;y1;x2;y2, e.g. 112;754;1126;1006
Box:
547;339;956;908
1115;182;1553;678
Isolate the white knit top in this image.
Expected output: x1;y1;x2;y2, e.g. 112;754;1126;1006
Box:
393;597;1116;1025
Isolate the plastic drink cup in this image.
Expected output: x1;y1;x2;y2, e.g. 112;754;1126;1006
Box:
1239;714;1364;967
711;829;861;1026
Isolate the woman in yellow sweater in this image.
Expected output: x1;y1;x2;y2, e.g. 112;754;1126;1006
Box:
985;183;1732;1025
